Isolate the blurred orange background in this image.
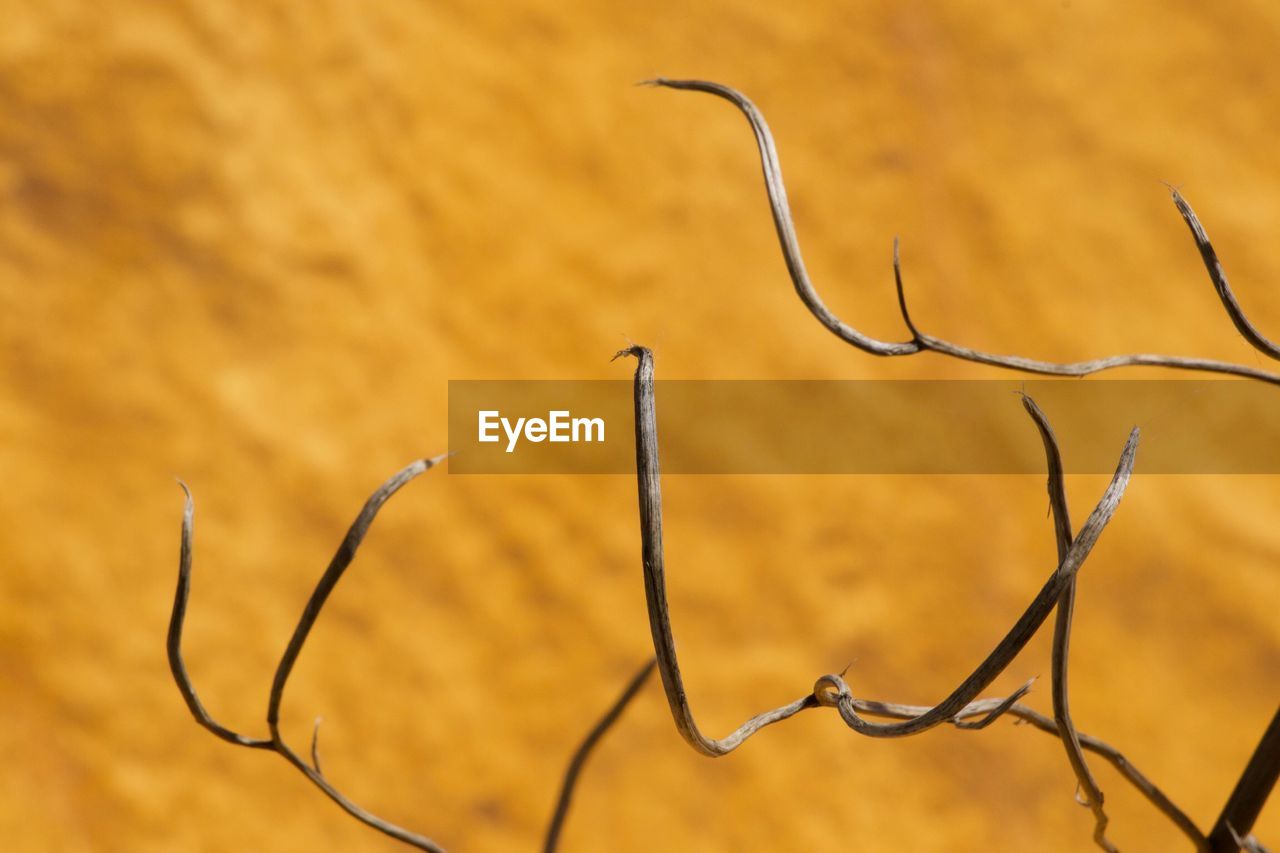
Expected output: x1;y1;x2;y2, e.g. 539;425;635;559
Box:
1;1;1278;850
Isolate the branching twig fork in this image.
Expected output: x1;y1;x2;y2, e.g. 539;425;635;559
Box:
168;456;451;853
645;78;1280;384
171;456;658;853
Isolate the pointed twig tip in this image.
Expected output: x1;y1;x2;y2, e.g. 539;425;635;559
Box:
425;451;454;468
612;345;650;363
891;239;920;340
310;715;325;775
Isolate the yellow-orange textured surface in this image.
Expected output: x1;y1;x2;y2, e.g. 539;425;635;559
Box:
1;1;1278;851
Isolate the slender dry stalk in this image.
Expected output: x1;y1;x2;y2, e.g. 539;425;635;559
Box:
543;659;657;853
1021;394;1119;852
168;482;273;751
614;345;822;755
1170;190;1280;362
1209;706;1280;853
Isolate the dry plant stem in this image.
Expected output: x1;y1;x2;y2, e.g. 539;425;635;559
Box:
168;456;450;853
1208;704;1280;853
1171;190;1280;361
1022;395;1117;853
619;345;819;756
646;78;1280;385
168;482;273;750
619;345;1136;749
543;659;657;853
850;697;1208;850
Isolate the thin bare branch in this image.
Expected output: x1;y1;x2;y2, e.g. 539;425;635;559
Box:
646;78;1280;387
618;345;819;756
620;345;1137;749
1170;188;1280;361
640;78;919;358
948;678;1036;730
849;697;1208;850
168;480;276;750
168;458;450;853
266;455;449;730
1208;704;1280;853
892;236;921;342
544;659;657;853
1022;395;1116;852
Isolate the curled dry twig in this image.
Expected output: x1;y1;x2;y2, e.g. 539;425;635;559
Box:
614;346;821;755
617;344;1136;748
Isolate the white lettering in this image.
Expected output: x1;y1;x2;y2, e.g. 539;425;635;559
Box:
480;410;605;453
502;416;526;453
549;410;570;442
478;411;500;443
572;416;604;442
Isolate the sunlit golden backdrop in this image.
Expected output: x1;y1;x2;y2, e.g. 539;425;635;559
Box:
1;1;1278;850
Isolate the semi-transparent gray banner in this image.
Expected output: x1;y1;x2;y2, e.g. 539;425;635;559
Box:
447;380;1280;474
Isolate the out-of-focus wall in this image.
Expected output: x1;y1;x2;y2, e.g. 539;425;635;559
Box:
1;1;1277;850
